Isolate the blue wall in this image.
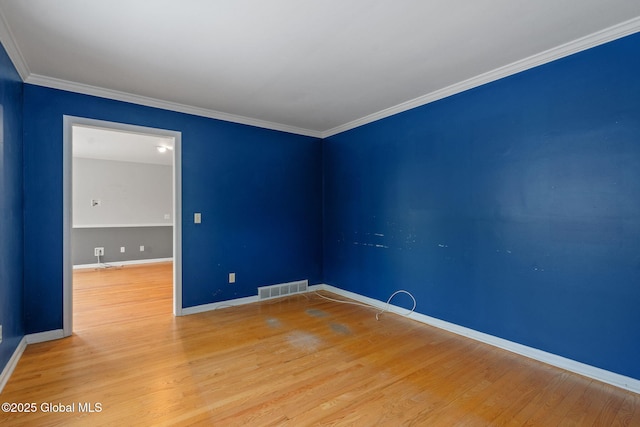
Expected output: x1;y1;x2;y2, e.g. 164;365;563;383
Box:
23;86;323;333
323;33;640;380
0;43;24;372
6;31;640;383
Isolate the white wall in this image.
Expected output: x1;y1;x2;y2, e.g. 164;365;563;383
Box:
73;157;172;226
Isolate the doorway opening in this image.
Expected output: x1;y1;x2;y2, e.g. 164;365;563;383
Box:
63;116;183;336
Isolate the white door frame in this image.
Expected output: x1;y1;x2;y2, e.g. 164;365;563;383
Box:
63;116;183;336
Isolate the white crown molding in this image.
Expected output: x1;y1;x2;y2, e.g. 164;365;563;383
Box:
1;7;638;139
0;7;29;80
24;73;323;138
322;16;640;138
0;6;319;138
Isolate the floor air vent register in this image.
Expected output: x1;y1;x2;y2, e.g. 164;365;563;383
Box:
258;280;309;300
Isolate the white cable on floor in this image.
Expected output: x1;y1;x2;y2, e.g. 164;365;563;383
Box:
95;254;119;269
375;290;416;320
313;289;416;321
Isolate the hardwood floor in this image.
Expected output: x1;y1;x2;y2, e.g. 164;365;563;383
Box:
1;262;639;426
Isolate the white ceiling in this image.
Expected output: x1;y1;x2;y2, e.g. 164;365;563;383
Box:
73;125;174;165
1;1;639;138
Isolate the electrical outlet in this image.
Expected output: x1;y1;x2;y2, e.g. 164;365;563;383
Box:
94;247;104;256
140;245;145;252
120;246;125;253
229;272;236;283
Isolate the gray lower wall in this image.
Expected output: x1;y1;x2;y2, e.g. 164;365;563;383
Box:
72;226;173;265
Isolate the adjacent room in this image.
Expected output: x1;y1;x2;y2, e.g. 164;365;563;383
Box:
71;122;176;309
0;1;639;425
71;125;175;270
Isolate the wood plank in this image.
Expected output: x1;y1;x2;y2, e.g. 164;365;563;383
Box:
613;392;640;427
1;262;638;426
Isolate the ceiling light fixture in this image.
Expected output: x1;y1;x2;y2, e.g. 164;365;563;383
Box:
156;145;173;153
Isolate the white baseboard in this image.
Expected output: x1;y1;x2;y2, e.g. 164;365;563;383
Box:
0;337;27;394
0;329;68;393
181;295;260;315
9;284;633;396
181;283;325;316
318;284;640;394
73;257;173;270
26;329;65;344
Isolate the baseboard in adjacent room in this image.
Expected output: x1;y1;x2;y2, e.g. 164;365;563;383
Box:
73;257;173;270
